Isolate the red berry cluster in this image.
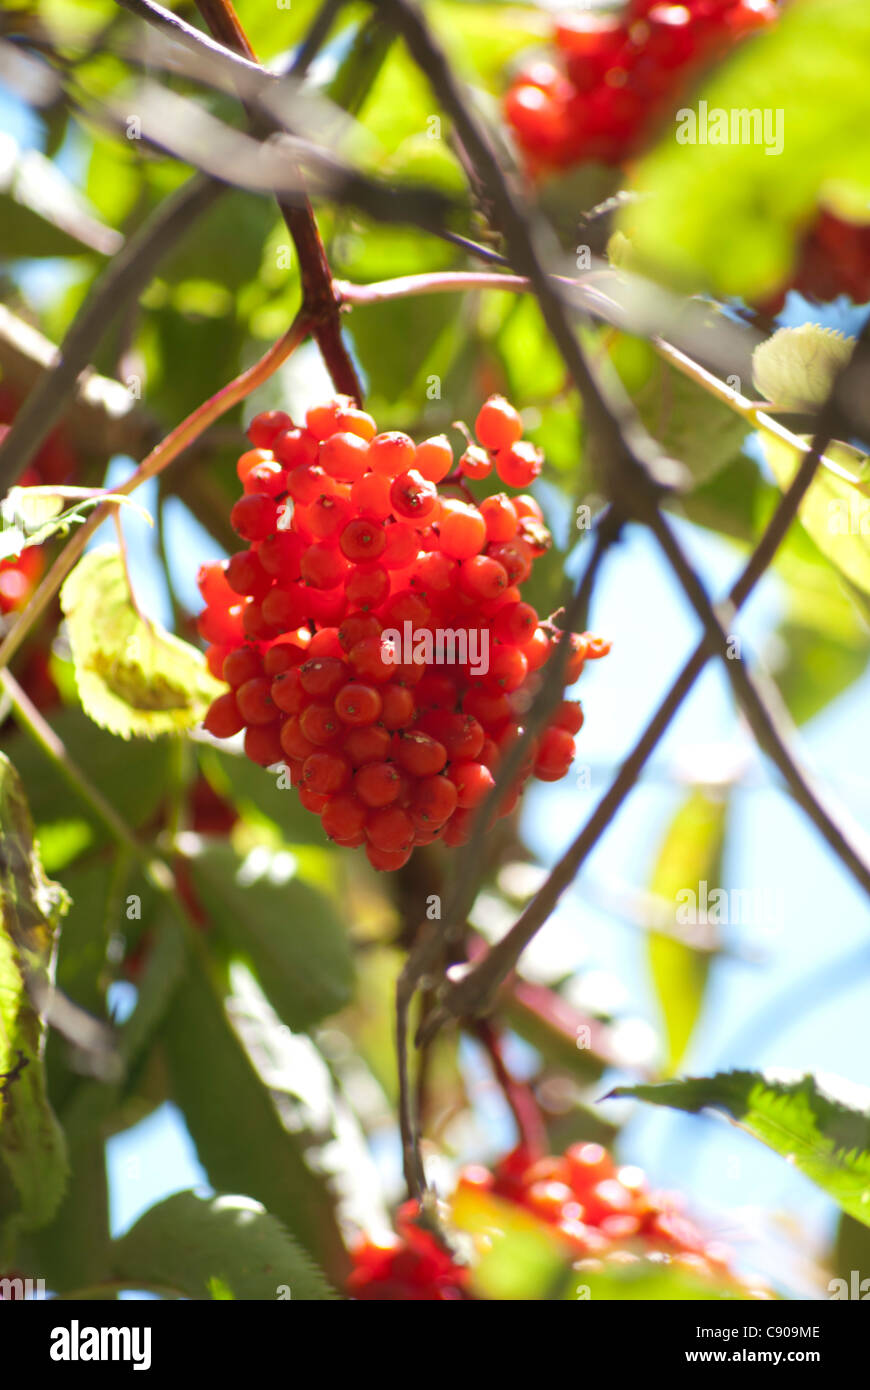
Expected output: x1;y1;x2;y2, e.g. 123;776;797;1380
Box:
198;395;609;872
760;209;870;314
348;1142;754;1300
348;1202;471;1302
505;1;778;171
462;1142;734;1273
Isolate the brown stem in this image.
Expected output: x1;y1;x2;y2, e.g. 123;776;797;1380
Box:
193;0;361;401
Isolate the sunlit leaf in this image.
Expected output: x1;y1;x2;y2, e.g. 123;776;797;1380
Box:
60;545;223;738
610;1069;870;1226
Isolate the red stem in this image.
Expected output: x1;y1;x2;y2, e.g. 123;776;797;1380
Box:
194;0;362;402
470;1018;547;1160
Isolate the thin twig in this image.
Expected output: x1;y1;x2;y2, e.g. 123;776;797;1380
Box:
337;272;861;489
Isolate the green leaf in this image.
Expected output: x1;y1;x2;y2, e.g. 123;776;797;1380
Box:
199;746;327;845
761;437;870;598
159;950;346;1276
184;842;354;1031
609;1069;870;1226
647;791;728;1073
619;0;870;298
3;708;173;840
752;326;855;412
111;1191;336;1301
0;753;70;1251
0;131;121;258
612;335;750;486
60;545;223;738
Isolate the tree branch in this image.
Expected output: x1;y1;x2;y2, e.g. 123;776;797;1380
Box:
191;0;361;401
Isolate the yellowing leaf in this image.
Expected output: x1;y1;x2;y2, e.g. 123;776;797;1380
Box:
761;438;870;598
648;790;728;1074
60;545;223;739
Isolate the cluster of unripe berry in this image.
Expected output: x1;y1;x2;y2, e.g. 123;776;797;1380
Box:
348;1142;752;1300
505;1;778;171
198;396;609;871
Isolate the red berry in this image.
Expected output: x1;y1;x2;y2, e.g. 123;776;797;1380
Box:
459;445;492;480
231;493;279;541
409;774;458;828
334;682;383;725
204;691;243;738
258;530;303;581
235;676;276;726
346;564;390;610
273;427;318;468
414;435;453;483
302;750;351;795
351;471;393;520
299;656;348;699
458;555;508;602
343;724;392;767
271;669;305;715
244;722;284;766
320;431;371;481
197;560;234;608
223;646;263;687
481;493;519;542
243;460;286;497
475;395;523;452
300;542;349;590
448;760;495;808
365;805;415;853
495;441;543;488
226;549;272;598
340;517;386;561
369;431;416;478
390;469;437;522
365;841;412;871
438;500;486;560
394;730;447;777
355;761;402;808
299;701;341;745
380;683;416;730
236;447;275;484
247;411;292;449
